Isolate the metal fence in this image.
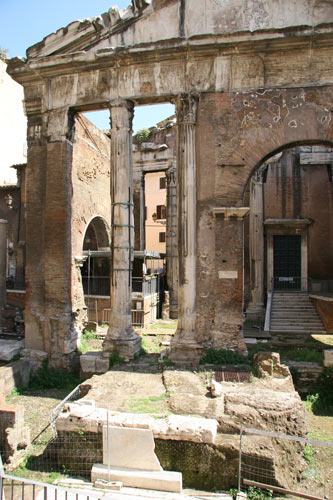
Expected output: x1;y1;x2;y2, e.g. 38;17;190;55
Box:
239;427;333;500
82;274;163;298
1;393;332;500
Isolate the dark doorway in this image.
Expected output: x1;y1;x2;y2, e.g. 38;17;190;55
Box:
273;235;302;290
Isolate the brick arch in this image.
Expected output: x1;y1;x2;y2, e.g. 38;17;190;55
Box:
242;138;333;200
199;85;333;206
82;216;110;251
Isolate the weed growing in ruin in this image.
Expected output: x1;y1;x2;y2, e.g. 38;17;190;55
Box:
78;338;89;354
82;330;99;340
304;367;333;416
109;351;125;368
200;348;250;367
304;444;314;464
247;486;273;500
283;348;322;363
229;488;238;499
27;359;80;391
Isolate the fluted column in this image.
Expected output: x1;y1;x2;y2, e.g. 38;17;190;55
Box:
103;99;141;360
166;162;178;319
246;167;265;322
169;94;203;364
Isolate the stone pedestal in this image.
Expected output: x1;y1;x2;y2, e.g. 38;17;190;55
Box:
169;94;203;364
103;100;141;360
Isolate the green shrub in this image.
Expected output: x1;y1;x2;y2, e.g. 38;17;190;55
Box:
200;348;250;366
136;128;152;144
28;359;80;391
247;486;273;500
304;366;333;415
82;330;99;340
78;338;89;354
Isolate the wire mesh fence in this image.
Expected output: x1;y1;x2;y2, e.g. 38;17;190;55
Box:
1;389;333;500
239;427;333;500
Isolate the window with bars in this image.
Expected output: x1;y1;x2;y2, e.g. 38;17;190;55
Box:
159;232;166;243
159;177;166;189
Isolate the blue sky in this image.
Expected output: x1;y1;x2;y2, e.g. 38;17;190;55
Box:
0;0;174;133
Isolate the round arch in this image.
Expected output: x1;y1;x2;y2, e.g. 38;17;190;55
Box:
82;216;111;251
241;139;333;201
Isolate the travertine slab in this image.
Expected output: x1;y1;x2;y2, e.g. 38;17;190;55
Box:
91;464;182;493
103;425;162;471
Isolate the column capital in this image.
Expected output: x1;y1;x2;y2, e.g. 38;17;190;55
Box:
166;163;176;184
46;107;75;143
175;93;199;125
109;99;134;131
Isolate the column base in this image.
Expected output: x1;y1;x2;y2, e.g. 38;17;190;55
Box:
169;334;204;366
103;326;141;361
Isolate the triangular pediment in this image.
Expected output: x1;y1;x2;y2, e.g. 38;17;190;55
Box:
25;0;333;60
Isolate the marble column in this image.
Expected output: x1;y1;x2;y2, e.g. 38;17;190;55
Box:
103;99;141;360
166;162;178;319
169;94;203;364
0;220;8;317
246;167;265;322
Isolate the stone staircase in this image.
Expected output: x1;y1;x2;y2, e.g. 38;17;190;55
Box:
270;291;326;335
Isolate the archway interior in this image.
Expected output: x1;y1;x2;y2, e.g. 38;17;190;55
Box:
81;216;111;296
243;143;333;325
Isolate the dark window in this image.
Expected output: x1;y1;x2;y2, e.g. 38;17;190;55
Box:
156;204;166;219
159;177;166;189
159;232;166;243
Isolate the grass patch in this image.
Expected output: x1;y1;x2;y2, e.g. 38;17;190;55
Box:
141;334;163;353
128;393;169;414
282;348;322;363
200;348;250;367
147;320;177;330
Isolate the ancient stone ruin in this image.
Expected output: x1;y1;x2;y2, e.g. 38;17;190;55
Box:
5;0;333;369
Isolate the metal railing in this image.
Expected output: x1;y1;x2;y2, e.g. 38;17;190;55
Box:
83;274;164;298
272;276;306;291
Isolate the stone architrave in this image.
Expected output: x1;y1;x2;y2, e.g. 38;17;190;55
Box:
246;166;265;321
166;162;178;319
103;100;141;360
0;220;7;315
169;94;203;364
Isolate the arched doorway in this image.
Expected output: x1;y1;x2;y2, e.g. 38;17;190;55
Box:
243;144;333;327
81;216;111;298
